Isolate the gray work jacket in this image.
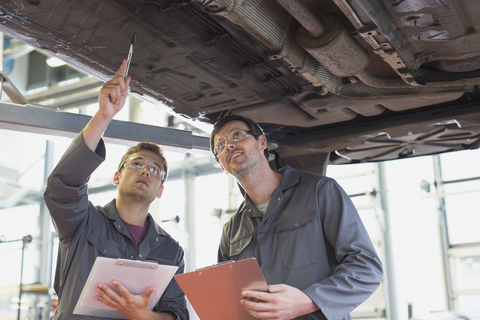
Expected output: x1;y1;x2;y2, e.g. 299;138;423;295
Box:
218;166;383;320
44;133;188;320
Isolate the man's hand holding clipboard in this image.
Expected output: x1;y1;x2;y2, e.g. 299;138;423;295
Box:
175;258;268;320
73;257;178;319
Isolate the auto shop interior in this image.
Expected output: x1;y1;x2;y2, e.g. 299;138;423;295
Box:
1;33;479;320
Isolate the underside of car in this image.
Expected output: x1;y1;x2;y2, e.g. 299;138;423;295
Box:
1;0;480;173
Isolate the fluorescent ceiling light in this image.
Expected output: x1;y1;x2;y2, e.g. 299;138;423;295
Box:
46;57;66;68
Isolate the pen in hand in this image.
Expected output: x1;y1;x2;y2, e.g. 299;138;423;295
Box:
124;32;136;79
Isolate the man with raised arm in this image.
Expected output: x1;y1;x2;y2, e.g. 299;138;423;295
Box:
44;61;188;320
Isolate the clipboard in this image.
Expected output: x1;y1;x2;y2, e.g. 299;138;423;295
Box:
174;258;268;320
73;257;178;319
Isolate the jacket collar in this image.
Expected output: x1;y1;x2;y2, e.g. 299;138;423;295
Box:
278;165;300;191
241;165;300;217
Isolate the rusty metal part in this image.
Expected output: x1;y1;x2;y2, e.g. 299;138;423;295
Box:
202;0;472;95
275;0;324;37
296;15;369;77
332;0;419;85
331;0;480;88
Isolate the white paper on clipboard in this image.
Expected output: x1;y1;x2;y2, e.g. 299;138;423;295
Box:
73;257;178;319
174;258;268;320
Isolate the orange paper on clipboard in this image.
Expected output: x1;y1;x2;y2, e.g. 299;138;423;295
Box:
175;258;268;320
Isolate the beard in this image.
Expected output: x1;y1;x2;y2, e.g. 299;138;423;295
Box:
230;150;264;184
117;184;157;205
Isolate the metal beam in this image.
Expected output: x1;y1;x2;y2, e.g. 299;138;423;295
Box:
0;102;211;153
25;77;103;110
377;162;398;320
432;155;455;310
38;140;54;286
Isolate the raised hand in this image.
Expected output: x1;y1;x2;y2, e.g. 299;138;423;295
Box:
98;59;131;121
83;60;132;151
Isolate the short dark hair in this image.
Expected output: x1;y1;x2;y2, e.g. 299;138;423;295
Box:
118;142;168;182
210;114;269;161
